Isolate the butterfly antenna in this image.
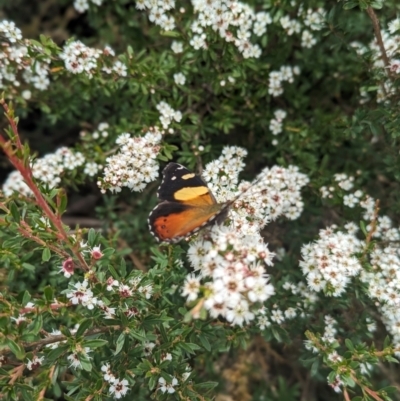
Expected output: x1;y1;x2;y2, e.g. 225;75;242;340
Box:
225;172;265;206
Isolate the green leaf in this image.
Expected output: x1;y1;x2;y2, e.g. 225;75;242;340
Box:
83;339;109;349
193;381;218;391
22;291;31;306
42;248;51;262
199;335;211;352
148;375;157;390
80;357;92;372
47;345;68;362
342;1;359;10
30;314;43;335
370;0;383;9
43;286;54;302
271;327;281;342
310;360;319;377
114;332;126;355
88;228;96;246
75;319;93;338
178;342;201;355
160;30;181;37
7;339;25;359
345;339;354;351
9;201;20;223
359;220;367;237
56;189;68;215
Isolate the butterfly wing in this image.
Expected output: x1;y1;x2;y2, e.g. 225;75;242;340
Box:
148;163;227;242
148;200;226;242
157;163;217;206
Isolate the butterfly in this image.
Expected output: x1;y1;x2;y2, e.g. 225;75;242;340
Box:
148;162;257;243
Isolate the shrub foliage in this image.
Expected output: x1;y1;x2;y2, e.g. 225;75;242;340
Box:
1;0;400;400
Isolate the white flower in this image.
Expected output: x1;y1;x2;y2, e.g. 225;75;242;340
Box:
109;378;130;399
67;347;91;369
171;41;183;53
388;18;400;34
0;20;23;43
99;128;162;192
84;162;100;176
301;30;316;48
182;274;201;301
300;226;363;296
22;90;31;100
158;377;178;393
26;356;44;370
113;60;128;77
173;72;186;85
180;147;308;326
101;363;116;383
190;34;206;50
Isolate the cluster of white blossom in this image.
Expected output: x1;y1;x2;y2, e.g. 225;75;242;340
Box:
156;100;182;128
99;128;162;193
203;146;309;224
320;173;359;202
67;347;92;369
184;225;276;326
334;173;354;191
358;196;400;353
0;20;23;43
73;0;103;13
280;15;301;36
182;146;309;325
189;1;272;58
269;109;287;135
106;276;153;300
61;41;126;78
0;20;51;92
268;65;301;97
351;18;400;102
317;174;400;355
80;122;108;176
256;299;301;330
158;377;179;394
2;147;85;197
134;0;176;31
101;364;130;399
66;280;99;310
257;279;320;330
134;1;272;58
279;7;325;48
300;225;364;296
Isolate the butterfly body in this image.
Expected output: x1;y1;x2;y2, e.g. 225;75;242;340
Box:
148;163;231;243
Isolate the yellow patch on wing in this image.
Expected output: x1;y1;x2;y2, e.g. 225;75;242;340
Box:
181;173;196;180
174;186;214;205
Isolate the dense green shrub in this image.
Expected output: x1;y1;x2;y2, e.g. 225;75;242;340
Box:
1;0;400;400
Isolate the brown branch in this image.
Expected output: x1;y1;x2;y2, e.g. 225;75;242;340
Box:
0;325;121;357
351;373;384;401
8;364;25;385
366;7;391;72
361;199;380;261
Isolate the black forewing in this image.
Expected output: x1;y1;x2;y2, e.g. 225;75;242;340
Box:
157;163;213;203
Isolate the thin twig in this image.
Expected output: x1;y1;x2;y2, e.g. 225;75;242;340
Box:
366;7;391;74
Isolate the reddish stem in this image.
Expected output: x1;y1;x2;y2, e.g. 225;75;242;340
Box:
0;99;89;271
